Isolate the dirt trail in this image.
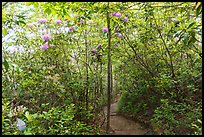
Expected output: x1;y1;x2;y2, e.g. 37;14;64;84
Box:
102;102;149;135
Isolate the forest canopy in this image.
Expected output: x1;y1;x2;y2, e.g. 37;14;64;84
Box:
2;2;202;135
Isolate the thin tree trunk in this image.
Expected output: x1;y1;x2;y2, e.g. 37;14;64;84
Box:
106;2;111;135
110;62;113;102
85;21;89;111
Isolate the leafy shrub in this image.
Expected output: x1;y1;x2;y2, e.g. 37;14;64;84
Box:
151;99;202;135
2;101;98;135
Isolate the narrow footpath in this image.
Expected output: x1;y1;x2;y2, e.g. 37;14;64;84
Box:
101;102;149;135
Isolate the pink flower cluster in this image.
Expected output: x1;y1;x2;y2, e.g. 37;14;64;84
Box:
38;18;47;23
42;34;51;41
40;42;49;50
112;12;129;23
124;17;128;22
118;33;123;39
56;19;62;24
80;19;84;24
98;44;102;49
27;23;33;28
69;26;75;31
102;27;108;33
112;12;122;18
92;49;97;53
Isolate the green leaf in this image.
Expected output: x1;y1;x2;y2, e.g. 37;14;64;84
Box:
183;33;189;46
33;2;39;8
187;22;196;30
192;55;200;65
45;8;51;15
16;20;26;26
2;116;4;123
3;59;9;72
63;9;66;15
173;30;183;38
25;2;33;6
24;111;32;122
196;3;202;17
3;28;7;36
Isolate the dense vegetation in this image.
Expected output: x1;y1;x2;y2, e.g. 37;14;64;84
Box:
2;2;202;135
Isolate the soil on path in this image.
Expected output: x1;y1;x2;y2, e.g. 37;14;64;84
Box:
101;102;150;135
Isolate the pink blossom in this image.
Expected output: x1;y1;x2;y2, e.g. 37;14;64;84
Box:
27;23;33;28
112;12;116;16
38;18;47;23
124;17;128;22
42;34;51;41
92;49;97;53
40;43;49;50
115;12;122;18
98;44;102;49
102;27;108;33
69;26;74;31
80;19;84;24
56;19;62;24
118;33;123;39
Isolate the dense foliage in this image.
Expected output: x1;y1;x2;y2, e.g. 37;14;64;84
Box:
2;2;202;135
115;2;202;135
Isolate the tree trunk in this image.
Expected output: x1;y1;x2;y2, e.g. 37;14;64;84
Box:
85;22;89;111
106;2;111;135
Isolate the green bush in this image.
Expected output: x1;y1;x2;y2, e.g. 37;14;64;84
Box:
2;101;98;135
151;99;202;135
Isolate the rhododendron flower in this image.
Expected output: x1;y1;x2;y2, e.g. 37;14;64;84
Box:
42;34;51;41
69;26;74;31
124;17;128;22
27;23;33;28
112;12;116;16
114;44;118;47
98;44;102;49
92;49;97;53
102;27;108;33
56;19;62;24
115;12;122;18
80;19;84;24
38;18;47;23
118;33;123;38
40;42;49;50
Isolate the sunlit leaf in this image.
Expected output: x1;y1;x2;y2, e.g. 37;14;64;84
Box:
24;111;32;122
45;8;51;15
3;28;7;36
187;22;196;30
196;3;202;17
